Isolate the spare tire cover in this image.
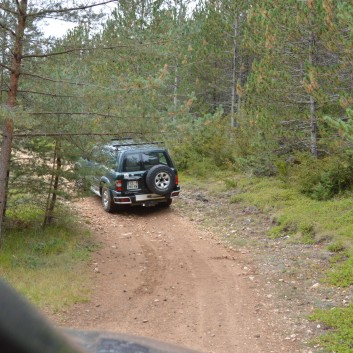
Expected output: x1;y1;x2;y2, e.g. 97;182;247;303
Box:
146;165;176;195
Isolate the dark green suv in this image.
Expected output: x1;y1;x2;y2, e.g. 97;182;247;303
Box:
77;139;180;212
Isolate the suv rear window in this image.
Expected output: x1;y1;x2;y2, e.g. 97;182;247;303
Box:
142;151;168;169
123;153;141;172
122;151;170;172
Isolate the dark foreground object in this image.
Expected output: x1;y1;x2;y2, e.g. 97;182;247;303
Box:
0;279;199;353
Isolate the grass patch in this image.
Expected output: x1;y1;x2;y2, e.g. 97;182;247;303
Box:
310;305;353;353
325;254;353;288
0;207;97;313
236;176;353;234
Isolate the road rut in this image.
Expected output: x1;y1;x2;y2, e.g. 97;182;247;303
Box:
58;196;302;353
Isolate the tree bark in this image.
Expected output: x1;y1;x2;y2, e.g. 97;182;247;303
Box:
0;119;14;246
309;94;318;157
173;60;179;114
230;16;238;128
7;0;27;108
43;139;62;227
0;29;6;104
308;33;318;158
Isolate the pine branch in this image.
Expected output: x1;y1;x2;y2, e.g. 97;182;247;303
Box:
14;1;20;11
22;40;170;59
21;71;92;87
0;4;17;16
26;1;118;18
12;132;140;138
26;112;169;119
0;21;16;37
29;112;120;118
14;89;83;98
20;71;160;92
0;62;13;73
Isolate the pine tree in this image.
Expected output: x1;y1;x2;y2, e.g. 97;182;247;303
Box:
244;0;353;158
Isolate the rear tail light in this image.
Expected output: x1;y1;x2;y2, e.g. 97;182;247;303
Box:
116;180;122;192
113;197;131;204
175;174;179;185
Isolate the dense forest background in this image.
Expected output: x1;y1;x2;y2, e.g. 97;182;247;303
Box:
1;0;353;217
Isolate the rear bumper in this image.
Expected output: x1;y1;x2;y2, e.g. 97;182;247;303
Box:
113;189;180;205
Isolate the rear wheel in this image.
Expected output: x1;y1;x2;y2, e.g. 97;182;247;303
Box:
101;186;116;213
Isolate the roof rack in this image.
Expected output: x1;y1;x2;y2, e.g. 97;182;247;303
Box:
111;137;135;141
112;141;164;148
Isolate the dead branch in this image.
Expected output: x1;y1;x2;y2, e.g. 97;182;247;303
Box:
26;1;118;18
20;72;92;86
12;132;143;138
13;89;83;98
28;112;121;118
22;40;170;59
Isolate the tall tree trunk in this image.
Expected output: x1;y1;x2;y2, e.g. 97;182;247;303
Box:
0;119;13;246
0;30;6;104
308;33;318;158
172;0;183;123
237;76;242;123
230;16;238;128
43;139;62;227
7;0;27;108
173;60;179;112
309;94;318;157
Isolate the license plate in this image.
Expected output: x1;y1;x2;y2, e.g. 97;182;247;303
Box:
127;180;139;190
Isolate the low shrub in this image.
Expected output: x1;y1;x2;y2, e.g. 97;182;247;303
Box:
170;117;236;174
234;155;277;177
291;153;353;200
326;255;353;287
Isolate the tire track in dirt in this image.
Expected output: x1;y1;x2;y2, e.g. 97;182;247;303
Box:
54;196;305;353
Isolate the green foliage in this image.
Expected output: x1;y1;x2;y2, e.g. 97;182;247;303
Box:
326;255;353;288
170;112;237;175
224;178;238;189
298;223;316;245
0;208;96;310
269;216;316;243
327;242;346;254
324;109;353;143
268;222;293;239
234;155;277;177
244;0;353;158
291;154;353;200
6;203;44;229
275;159;290;181
310;305;353;353
230;194;244;204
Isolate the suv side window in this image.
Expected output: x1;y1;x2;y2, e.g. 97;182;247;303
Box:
123;153;141;172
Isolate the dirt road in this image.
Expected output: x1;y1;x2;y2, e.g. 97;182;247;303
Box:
59;196;305;353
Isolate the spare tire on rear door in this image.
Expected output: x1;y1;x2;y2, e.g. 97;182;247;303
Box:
146;165;176;195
